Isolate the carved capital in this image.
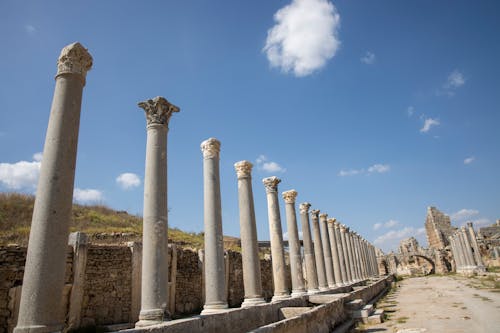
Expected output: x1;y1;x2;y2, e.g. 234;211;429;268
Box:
319;213;328;221
299;202;311;214
282;190;298;204
263;176;281;193
339;224;347;232
234;161;253;179
327;218;337;225
310;210;320;219
56;42;93;81
333;220;341;228
200;138;221;159
139;96;179;127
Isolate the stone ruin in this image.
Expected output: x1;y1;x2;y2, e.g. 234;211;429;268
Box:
2;42;391;333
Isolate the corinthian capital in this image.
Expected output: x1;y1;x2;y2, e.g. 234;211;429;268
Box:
327;218;337;225
262;176;280;193
56;42;93;81
139;96;179;127
339;224;347;232
319;213;328;220
282;190;298;204
299;202;311;214
200;138;221;159
234;161;253;179
310;210;320;219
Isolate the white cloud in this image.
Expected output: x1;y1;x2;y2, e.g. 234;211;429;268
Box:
33;152;43;162
25;25;36;34
263;0;341;77
373;219;399;230
73;188;103;204
0;155;41;190
283;231;303;241
116;172;141;189
373;226;426;252
339;163;390;177
256;155;286;173
420;118;440;133
373;223;382;230
445;70;465;89
360;51;375;64
451;208;479;222
407;106;415;117
464;156;475;165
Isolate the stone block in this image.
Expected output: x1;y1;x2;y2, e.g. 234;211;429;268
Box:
279;307;312;319
367;309;384;324
345;299;364;310
308;294;348;305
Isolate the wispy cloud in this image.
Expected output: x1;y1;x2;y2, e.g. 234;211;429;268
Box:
407;106;415;117
73;188;104;204
373;219;399;230
451;208;479;221
338;163;390;177
0;153;42;190
116;172;141;190
373;226;426;252
420;117;440;133
25;24;36;34
256;155;286;173
438;70;466;96
449;208;491;227
263;0;341;77
464;156;475;165
283;230;303;241
360;51;375;64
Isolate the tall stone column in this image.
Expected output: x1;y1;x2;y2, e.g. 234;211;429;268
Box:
339;225;353;283
282;190;307;297
460;227;475;267
299;203;319;294
333;221;347;285
327;219;342;286
346;229;358;281
466;222;484;268
357;236;368;279
136;96;179;327
234;161;265;306
448;236;462;271
453;233;467;270
319;213;336;288
350;232;361;281
14;43;92;333
263;177;290;301
201;138;228;314
311;210;329;291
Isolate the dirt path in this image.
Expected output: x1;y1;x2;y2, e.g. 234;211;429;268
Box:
357;275;500;333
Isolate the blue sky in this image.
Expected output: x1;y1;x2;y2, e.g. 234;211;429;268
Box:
1;0;499;252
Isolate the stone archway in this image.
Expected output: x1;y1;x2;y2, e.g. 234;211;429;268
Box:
408;254;435;275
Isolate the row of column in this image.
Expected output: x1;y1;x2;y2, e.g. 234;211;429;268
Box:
448;222;484;274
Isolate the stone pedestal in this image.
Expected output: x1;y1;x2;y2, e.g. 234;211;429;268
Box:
282;190;306;297
299;203;319;294
263;177;290;301
201;138;228;314
234;161;265;306
14;43;92;333
327;218;342;286
136;96;179;327
311;210;329;291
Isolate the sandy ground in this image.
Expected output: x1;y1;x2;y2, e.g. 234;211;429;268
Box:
355;274;500;333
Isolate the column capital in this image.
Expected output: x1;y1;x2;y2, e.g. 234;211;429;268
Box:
262;176;281;193
340;224;347;232
310;209;320;219
139;96;179;127
466;221;473;228
333;220;341;228
319;213;328;220
299;202;311;214
200;138;221;159
327;218;336;225
234;160;253;179
56;42;93;80
282;190;298;204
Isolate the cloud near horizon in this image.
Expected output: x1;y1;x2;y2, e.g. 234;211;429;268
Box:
0;153;42;190
338;163;390;177
263;0;341;77
373;219;400;230
73;188;104;204
256;155;286;173
373;226;426;253
116;172;141;189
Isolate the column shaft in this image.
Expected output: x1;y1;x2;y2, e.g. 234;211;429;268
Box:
319;214;335;288
334;223;347;284
339;226;353;282
299;203;319;293
466;222;484;267
327;219;342;286
311;211;329;291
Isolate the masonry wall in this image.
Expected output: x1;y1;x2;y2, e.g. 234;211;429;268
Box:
0;243;276;332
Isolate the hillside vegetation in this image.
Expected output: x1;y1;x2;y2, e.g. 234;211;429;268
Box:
0;192;209;248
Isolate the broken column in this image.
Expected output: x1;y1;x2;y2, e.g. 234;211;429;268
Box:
136;96;179;327
282;190;307;297
201;138;228;314
299;203;319;294
466;222;485;269
263;177;290;301
311;210;329;291
319;213;336;288
234;161;265;306
14;43;92;333
327;218;342;286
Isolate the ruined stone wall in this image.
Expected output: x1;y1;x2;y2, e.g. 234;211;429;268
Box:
173;248;202;316
0;246;73;333
425;207;455;250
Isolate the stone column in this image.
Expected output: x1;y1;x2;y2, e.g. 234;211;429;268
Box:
319;213;336;288
263;177;290;301
201;138;228;314
460;227;475;267
282;190;307;297
234;161;265;306
311;210;329;291
350;232;361;281
453;232;467;270
67;232;88;330
14;43;92;333
339;225;353;283
466;222;484;268
327;219;342;286
299;203;319;294
333;221;347;285
357;236;368;279
362;240;371;277
136;97;179;327
448;236;462;271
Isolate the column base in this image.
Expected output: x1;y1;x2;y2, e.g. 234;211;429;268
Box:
307;288;320;295
319;286;330;292
271;294;291;302
201;302;228;315
14;324;63;333
136;308;168;327
291;290;307;297
241;297;266;307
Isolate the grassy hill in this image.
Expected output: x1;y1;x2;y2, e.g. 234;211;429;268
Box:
0;192;211;248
